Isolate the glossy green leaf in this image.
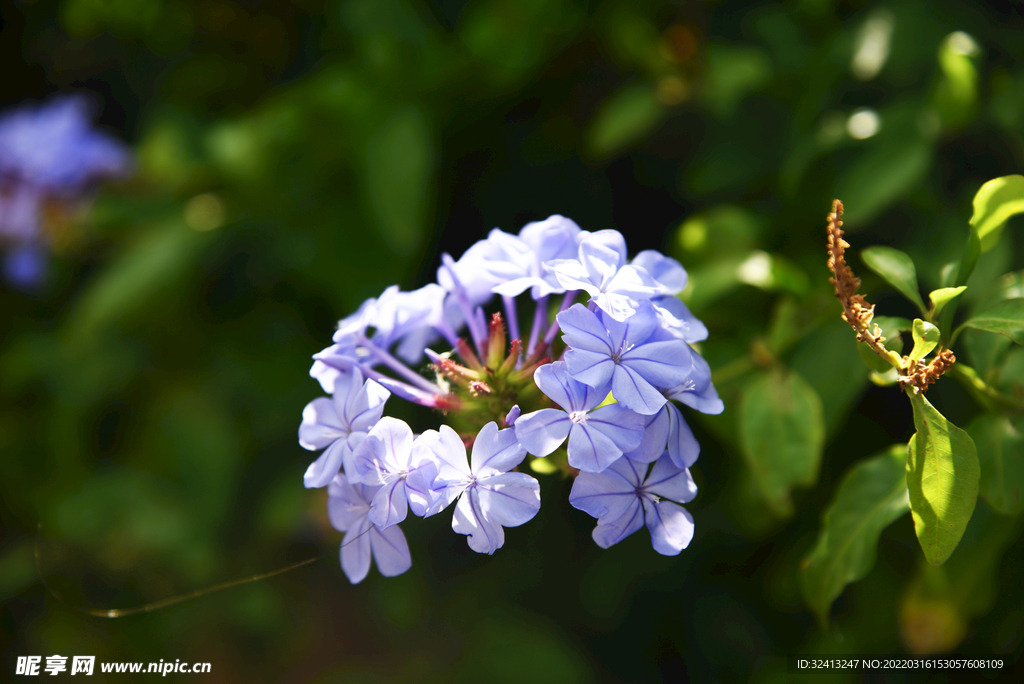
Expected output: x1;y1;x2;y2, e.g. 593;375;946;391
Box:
738;368;825;515
970;175;1024;252
905;391;980;565
587;83;665;159
800;445;910;626
909;319;940;364
929;286;967;316
967;414;1024;516
961;298;1024;344
862;246;926;313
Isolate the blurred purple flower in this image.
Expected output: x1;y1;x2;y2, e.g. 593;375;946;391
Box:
0;95;131;287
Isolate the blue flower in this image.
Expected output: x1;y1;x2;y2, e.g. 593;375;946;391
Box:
0;96;130;286
546;230;661;320
298;367;390;488
417;422;539;555
348;417;440;529
0;96;130;189
515;361;645;472
558;300;694;415
569;453;697;555
327;474;412;584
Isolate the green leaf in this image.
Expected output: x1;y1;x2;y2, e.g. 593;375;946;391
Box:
738;368;825;516
967;414;1024;516
909;319;940;364
929;286;967;316
905;391;980;565
957;224;982;287
800;445;910;626
862;246;927;313
961;298;1024;344
587;83;666;159
970;175;1024;252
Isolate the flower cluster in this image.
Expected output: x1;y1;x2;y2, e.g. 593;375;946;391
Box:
299;215;723;583
0;96;131;287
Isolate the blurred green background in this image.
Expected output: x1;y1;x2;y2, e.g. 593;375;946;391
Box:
3;0;1024;681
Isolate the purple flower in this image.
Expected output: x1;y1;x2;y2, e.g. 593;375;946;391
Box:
417;422;539;555
491;215;582;299
558;301;693;415
623;398;701;468
1;96;130;287
515;361;644;472
546;230;661;320
569;454;697;555
668;351;724;415
348;417;439;528
437;230;528;306
298;368;390;488
327;474;412;584
650;296;708;343
630;250;687;295
0;96;130;189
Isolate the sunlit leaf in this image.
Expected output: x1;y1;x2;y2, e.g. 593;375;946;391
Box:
929;286;967;317
738;368;825;515
587;83;665;159
905;391;980;565
800;445;910;626
961;298;1024;344
969;175;1024;252
968;414;1024;516
909;319;939;364
861;246;926;313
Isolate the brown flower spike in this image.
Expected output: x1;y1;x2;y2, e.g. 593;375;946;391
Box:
826;199;954;393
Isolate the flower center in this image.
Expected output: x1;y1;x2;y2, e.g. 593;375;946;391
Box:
569;410;588;425
610;341;634;363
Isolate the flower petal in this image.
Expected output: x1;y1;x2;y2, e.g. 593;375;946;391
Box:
304;438;351;488
585;403;646;452
298;398;346;450
476;472;541;527
569;462;641;522
369;524;412;578
623;406;670;464
514;408;572;457
327;474;371;532
471;422;527;476
665;402;700;468
340;518;373;584
642;499;694;556
342;375;390;433
567;422;624;472
643;453;698;504
453;487;505;555
367;477;409;529
557;304;614;354
592;500;644;549
563;348;615;391
611;364;667;415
